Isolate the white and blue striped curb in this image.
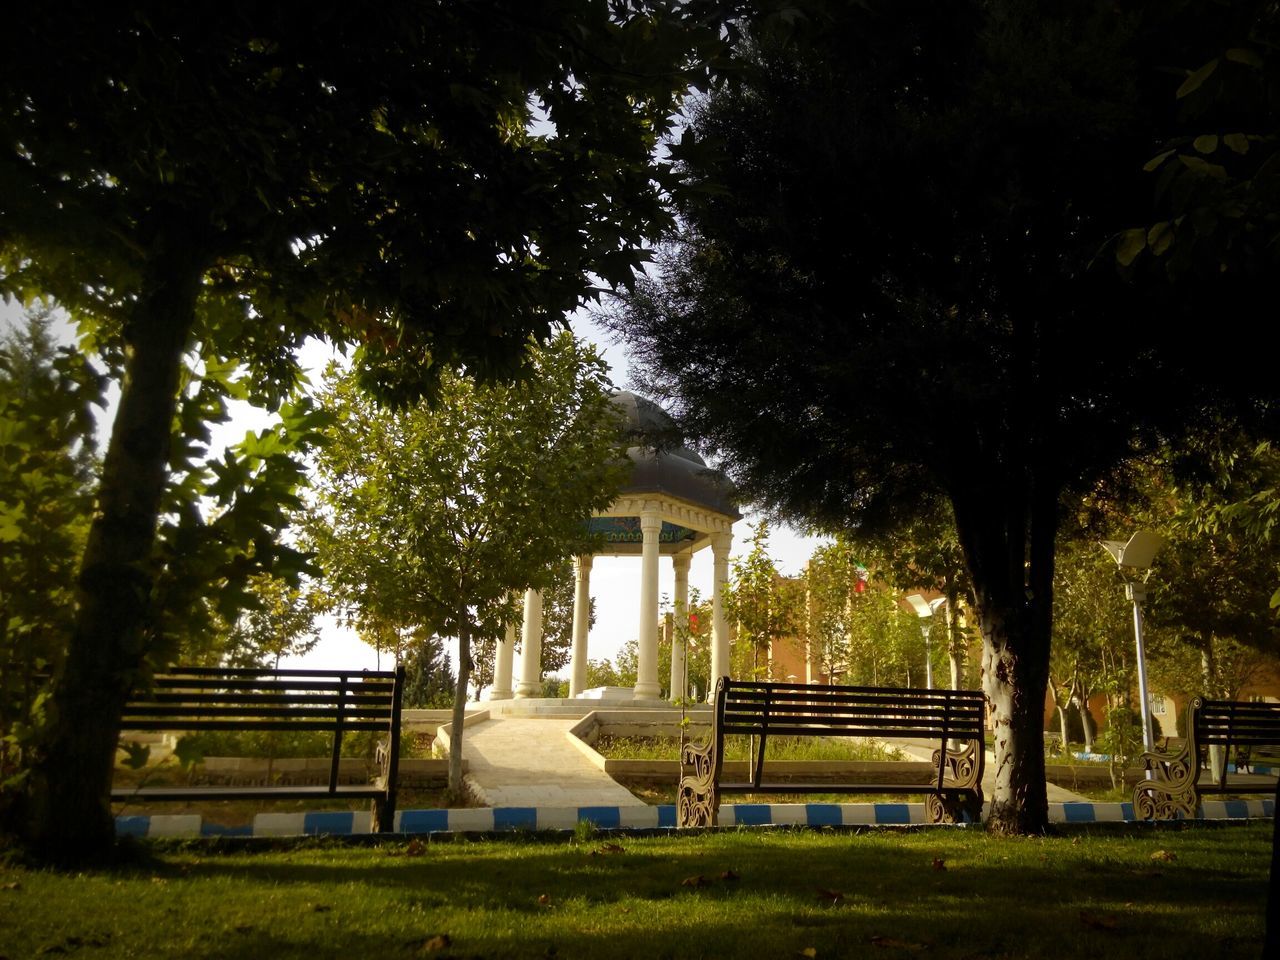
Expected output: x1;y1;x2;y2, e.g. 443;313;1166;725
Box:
114;798;1276;839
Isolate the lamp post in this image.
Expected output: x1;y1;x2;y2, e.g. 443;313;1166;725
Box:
905;594;946;689
1100;530;1165;756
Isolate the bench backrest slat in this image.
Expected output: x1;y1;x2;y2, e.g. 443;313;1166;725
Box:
717;679;986;744
1196;698;1280;747
118;719;392;732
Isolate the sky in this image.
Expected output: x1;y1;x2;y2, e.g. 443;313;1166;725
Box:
4;298;824;682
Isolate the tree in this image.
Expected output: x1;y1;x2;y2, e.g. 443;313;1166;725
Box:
401;632;457;710
309;333;626;797
0;4;726;859
844;502;976;689
1051;540;1130;755
802;541;856;684
540;559;591;676
0;308;101;815
212;573;328;669
724;521;804;680
844;584;926;688
607;1;1280;833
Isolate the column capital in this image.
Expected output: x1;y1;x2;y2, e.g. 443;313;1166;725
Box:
711;531;733;558
640;510;663;533
671;551;692;574
575;554;594;573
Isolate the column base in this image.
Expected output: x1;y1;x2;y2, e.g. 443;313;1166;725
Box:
489;689;513;701
513;681;540;699
632;681;662;700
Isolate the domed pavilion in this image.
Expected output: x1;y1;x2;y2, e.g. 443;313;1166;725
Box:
488;391;741;702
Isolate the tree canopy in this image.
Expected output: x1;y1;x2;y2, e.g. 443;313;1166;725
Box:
0;3;729;860
607;0;1280;833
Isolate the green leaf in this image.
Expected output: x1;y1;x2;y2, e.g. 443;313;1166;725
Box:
1143;149;1175;173
1176;59;1219;99
1193;135;1218;155
1225;48;1263;68
1146;222;1174;257
1115;228;1147;267
1178;155;1228;179
1223;133;1250;155
172;736;207;770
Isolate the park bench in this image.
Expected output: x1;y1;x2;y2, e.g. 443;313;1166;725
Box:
678;678;986;827
1133;695;1280;820
111;665;404;831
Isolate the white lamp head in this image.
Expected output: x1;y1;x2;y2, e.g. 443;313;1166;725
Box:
905;594;942;619
1101;530;1165;570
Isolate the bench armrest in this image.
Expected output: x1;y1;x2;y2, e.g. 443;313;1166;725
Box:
677;736;719;828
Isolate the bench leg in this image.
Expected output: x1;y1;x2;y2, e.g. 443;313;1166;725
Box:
927;792;983;824
371;796;395;833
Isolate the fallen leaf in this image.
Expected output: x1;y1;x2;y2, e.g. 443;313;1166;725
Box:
682;875;709;888
931;858;947;871
1079;911;1119;932
405;839;427;857
537;893;552;905
798;949;818;958
416;934;452;953
1;882;19;891
816;888;844;904
720;869;740;881
870;935;929;951
1150;850;1177;863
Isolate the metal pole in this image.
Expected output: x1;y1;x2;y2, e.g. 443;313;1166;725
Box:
1128;583;1156;755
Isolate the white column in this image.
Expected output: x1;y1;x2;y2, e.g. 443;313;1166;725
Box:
710;530;733;696
568;555;593;698
491;593;517;700
634;508;663;700
514;587;544;698
669;551;691;702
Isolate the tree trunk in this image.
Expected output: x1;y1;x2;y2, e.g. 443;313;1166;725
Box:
951;463;1057;836
1201;640;1226;780
1080;700;1095;754
447;618;473;801
24;244;204;862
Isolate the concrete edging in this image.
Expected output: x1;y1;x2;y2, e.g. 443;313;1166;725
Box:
115;797;1275;839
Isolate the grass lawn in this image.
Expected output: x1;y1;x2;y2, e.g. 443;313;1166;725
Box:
0;823;1271;959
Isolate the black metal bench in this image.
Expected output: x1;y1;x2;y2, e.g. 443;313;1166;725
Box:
678;678;986;827
1134;695;1280;820
111;666;404;831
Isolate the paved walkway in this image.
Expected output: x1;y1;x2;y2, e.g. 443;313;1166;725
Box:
459;716;647;808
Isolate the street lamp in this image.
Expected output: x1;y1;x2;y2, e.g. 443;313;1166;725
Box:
1100;530;1165;756
905;594;946;689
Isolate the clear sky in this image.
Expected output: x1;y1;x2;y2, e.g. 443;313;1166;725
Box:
2;297;824;681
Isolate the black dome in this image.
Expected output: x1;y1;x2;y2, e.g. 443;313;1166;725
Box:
609;391;739;518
